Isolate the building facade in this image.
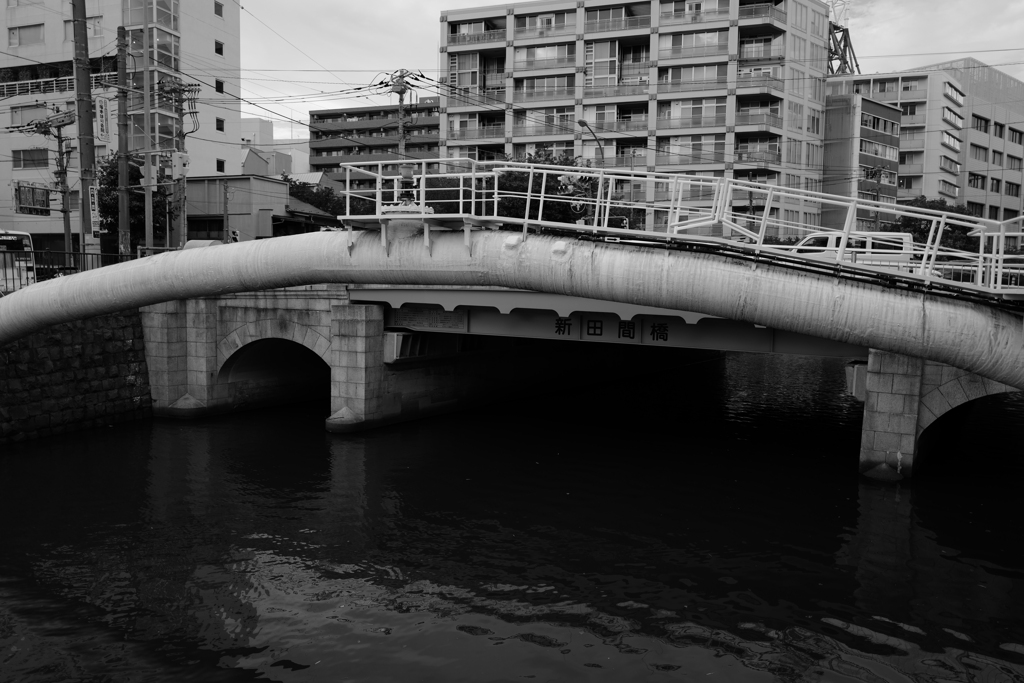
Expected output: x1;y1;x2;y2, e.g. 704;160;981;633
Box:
826;71;967;211
438;0;832;232
308;97;441;171
916;58;1024;221
1;0;241;250
822;94;900;230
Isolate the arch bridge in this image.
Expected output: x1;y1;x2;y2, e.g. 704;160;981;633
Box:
1;159;1022;477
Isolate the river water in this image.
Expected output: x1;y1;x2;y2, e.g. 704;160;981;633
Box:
1;351;1022;682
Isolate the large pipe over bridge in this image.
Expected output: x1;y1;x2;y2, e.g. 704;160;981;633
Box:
1;229;1022;390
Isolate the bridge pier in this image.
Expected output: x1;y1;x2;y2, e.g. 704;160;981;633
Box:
856;349;1017;479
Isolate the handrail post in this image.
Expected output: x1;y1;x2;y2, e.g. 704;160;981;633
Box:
538;170;548;223
836;201;857;264
756;187;774;246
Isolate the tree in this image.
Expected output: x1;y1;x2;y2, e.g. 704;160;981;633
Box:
497;151;596;225
282;174;374;216
891;196;977;253
96;154;169;252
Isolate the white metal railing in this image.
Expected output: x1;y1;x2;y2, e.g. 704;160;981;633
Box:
331;158;1024;299
2;72;118;98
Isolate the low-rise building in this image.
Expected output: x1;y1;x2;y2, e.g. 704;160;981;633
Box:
822;94;901;229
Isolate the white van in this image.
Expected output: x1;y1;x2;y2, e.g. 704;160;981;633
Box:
785;231;915;270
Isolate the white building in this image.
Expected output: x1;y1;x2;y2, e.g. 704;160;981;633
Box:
1;0;241;250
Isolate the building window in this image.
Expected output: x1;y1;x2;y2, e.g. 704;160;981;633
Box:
215;117;225;132
938;179;959;197
1010;128;1024;146
901;103;917;116
943;82;964;105
968;173;986;189
13;149;48;169
994;122;1004;138
1007;182;1021;198
991;178;1001;193
216;159;226;173
215;79;225;93
939;156;960;174
970;144;988;162
64;17;103;41
988;206;1000;220
942;107;964;128
941;132;961;152
214;1;223;16
966;202;984;217
8;24;44;47
901;78;922;92
214;40;223;55
992;150;1003;167
69;190;80;211
972;115;990;134
10;104;47;126
1008;156;1023;171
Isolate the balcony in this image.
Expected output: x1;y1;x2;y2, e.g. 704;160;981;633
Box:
599;117;650;132
869;90;900;102
735;112;783;128
658;78;728;93
657;115;726;129
512;124;574;137
655;152;726;165
736;73;784;92
584;15;651;33
658;44;729;60
901;138;925;150
737;3;787;23
447;125;505;141
735;148;781;165
584;83;651;98
659;9;730;26
900;114;925;126
899;88;927;101
448;86;507;107
512;87;575;103
512;56;576;71
514;23;577;40
2;72;117;98
738;45;785;62
593;154;648;169
899;163;924;175
448;29;505;46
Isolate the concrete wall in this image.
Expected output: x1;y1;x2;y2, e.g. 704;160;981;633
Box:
0;310;151;444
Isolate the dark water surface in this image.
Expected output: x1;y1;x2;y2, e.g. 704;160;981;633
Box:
2;352;1023;682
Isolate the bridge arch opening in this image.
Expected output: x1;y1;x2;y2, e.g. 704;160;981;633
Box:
915;391;1024;480
217;338;330;412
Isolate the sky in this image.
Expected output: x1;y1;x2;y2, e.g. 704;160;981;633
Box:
235;0;1024;140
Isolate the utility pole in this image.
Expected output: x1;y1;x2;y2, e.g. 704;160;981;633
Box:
222;180;230;244
866;165;882;231
53;121;73;265
116;26;130;255
142;5;154;250
389;69;415;203
71;0;97;258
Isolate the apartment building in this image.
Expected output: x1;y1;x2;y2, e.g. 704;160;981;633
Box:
822;94;900;230
826;71;967;211
438;0;831;232
308;97;441;170
916;58;1024;221
2;0;241;250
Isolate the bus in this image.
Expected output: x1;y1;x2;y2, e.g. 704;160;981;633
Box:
0;230;36;295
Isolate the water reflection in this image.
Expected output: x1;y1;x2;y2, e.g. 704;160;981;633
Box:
1;354;1022;681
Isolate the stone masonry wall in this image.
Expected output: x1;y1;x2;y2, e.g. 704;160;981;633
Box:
0;310;152;445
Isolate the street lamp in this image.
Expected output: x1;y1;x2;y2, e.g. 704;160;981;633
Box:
577;119;605;166
578;119;606;226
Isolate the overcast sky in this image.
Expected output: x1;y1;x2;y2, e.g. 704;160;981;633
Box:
235;0;1024;139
